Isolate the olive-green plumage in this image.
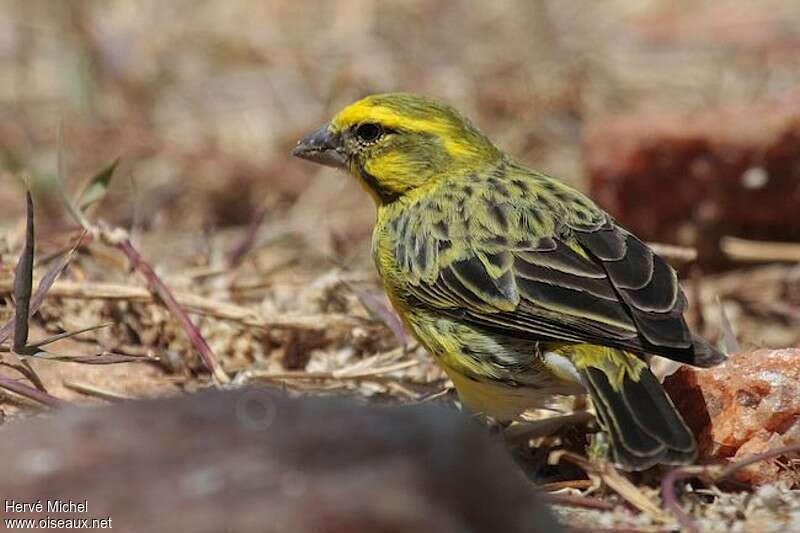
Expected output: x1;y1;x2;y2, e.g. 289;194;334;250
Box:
292;93;726;470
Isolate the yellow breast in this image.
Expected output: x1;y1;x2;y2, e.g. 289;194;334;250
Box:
443;365;584;421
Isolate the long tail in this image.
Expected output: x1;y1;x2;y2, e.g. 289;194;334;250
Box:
580;365;697;471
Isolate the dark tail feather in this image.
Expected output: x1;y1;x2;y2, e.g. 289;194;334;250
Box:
582;366;697;471
690;334;727;368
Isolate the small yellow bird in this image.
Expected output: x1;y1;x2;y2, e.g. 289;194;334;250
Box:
292;93;725;470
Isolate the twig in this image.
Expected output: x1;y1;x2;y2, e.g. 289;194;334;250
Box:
504;411;594;445
646;242;698;264
63;380;134;402
24;351;147;364
331;346;407;373
660;466;704;533
0;361;47;392
335;359;419;378
660;443;800;533
0;376;66;408
110;236;230;386
554;451;672;523
539;479;594;492
702;264;800;297
240;359;420;383
0;280;368;332
384;381;421;400
717;443;800;480
51;155;227;384
21;322;113;350
413;387;453;404
541;492;616;511
748;301;800;322
721;236;800;263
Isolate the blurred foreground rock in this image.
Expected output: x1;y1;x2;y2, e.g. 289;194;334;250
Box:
585;90;800;265
664;348;800;486
0;389;560;533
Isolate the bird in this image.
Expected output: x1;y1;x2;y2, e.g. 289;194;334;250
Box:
291;93;726;471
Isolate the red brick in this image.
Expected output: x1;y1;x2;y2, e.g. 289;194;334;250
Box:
584;91;800;263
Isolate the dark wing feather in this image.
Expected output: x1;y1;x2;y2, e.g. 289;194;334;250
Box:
452;237;647;348
572;221;723;366
393;194;724;367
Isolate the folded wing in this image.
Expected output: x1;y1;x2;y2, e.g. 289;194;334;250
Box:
392;200;724;367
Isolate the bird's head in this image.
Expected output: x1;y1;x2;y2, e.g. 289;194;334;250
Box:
292;93;502;204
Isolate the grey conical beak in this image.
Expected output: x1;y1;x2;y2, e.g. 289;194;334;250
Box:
291;123;347;168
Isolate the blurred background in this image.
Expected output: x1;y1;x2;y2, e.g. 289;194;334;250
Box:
3;0;799;253
1;0;800;395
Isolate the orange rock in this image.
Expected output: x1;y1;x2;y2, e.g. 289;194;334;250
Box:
733;430;782;486
663;348;800;486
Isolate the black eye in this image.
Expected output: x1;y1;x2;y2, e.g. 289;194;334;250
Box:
355;123;383;142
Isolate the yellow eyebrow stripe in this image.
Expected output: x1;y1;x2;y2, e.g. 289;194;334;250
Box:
332;104;476;158
333;104;439;131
